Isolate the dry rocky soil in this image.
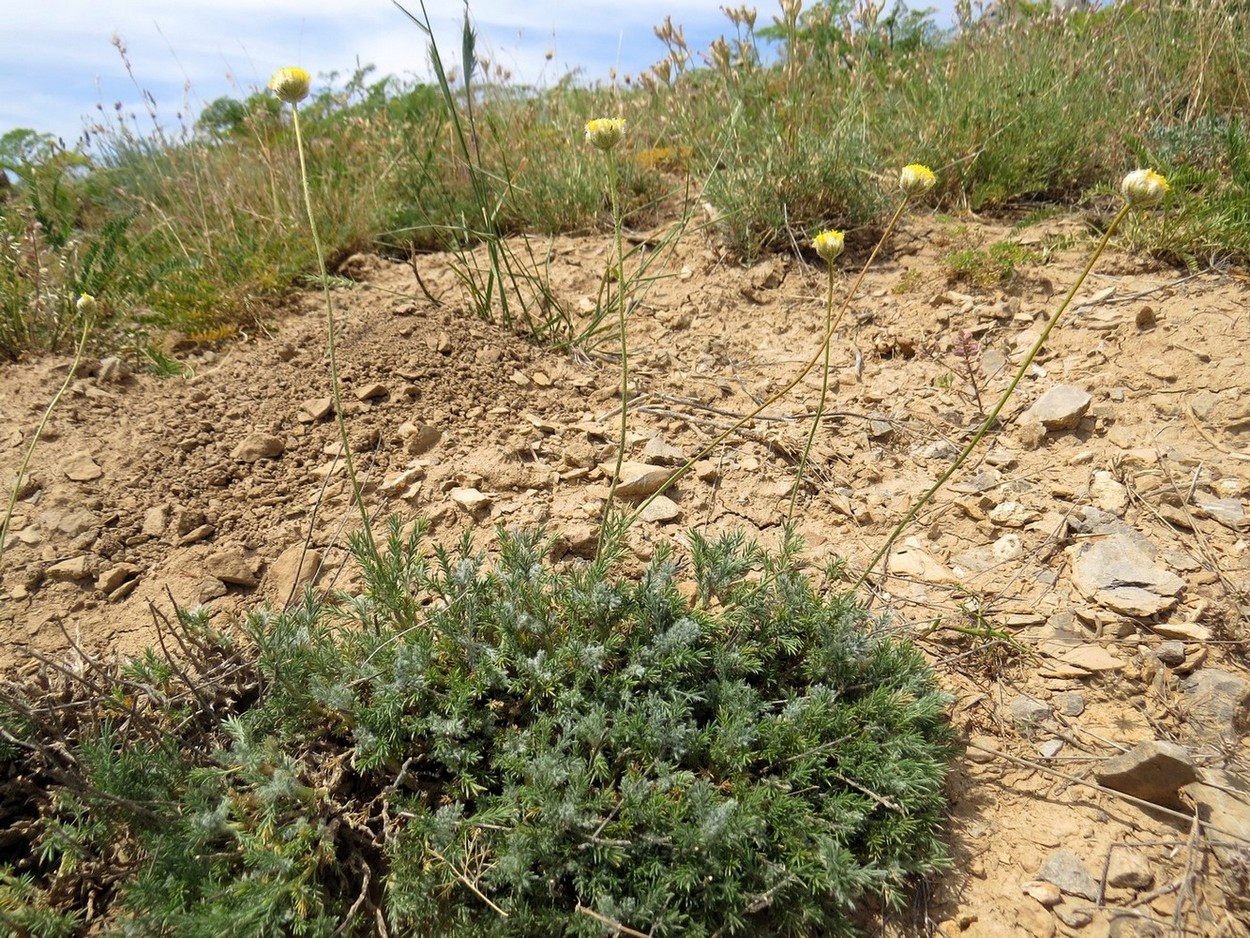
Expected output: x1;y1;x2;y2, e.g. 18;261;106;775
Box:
2;206;1249;936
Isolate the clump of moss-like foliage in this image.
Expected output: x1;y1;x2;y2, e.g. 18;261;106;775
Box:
0;522;953;936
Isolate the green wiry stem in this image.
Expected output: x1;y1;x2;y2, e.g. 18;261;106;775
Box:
787;265;836;520
621;194;915;535
601;150;629;528
291;104;376;560
856;202;1133;589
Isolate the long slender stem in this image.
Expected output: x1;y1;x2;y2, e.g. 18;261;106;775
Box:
856;202;1132;588
621;194;914;534
787;266;836;519
0;316;91;576
602;150;628;524
291;105;376;560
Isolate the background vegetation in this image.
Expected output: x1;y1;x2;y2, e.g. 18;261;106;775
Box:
0;0;1247;361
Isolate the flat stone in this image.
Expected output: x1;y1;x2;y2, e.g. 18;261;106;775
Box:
1106;850;1154;890
97;356;130;382
640;436;685;465
1021;384;1091;431
611;462;674;498
638;494;682;523
1006;694;1053;728
231;432;285;462
206;549;259;587
1054;692;1086;717
1090;471;1129;516
1021;880;1062;907
1179;770;1250;863
450;487;492;513
1070;534;1184;617
355;382;389;402
889;539;960;584
1152;621;1211;642
47;555;96;581
61;452;103;482
1094;740;1199;809
1194;493;1246;529
1154;641;1186;666
380;466;424;499
1037;849;1100;901
1054;904;1094;929
268;545;322;600
396;421;441;455
989;500;1040;527
141;504;168;537
297;397;334;422
95;563;141;593
1180;669;1250;740
1060;645;1125;673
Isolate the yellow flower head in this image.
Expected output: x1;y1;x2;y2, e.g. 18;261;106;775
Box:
585;117;625;152
899;163;937;196
268;67;311;104
75;293;97;316
812;230;845;263
1121;169;1169;209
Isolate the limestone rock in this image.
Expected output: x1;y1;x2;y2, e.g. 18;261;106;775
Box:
450;487;492;513
47;555;96;581
1006;694;1053;728
1180;669;1250;740
1194;493;1246;529
1106;851;1154;890
641;436;685;465
141;504;168;537
638;495;682;523
268;545;322;600
297;397;334;422
206;549;259;587
1020;384;1091;431
1037;850;1099;901
61;452;103;482
1021;880;1062;907
95;563;141;593
1094;740;1199;809
355;382;389;402
397;421;441;455
232;432;285;462
1070;534;1184;617
611;462;674;499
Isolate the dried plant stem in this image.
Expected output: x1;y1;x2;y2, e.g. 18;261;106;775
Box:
857;203;1132;589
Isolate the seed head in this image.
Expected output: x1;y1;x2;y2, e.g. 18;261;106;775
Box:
75;293;97;316
1121;169;1169;209
585;118;625;152
268;67;311;104
812;230;845;263
899;163;937;196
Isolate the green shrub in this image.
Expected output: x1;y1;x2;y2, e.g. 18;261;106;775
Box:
1;522;953;936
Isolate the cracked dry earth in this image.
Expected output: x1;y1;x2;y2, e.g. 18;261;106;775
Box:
2;207;1249;936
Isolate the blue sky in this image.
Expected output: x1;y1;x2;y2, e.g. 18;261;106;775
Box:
1;1;960;150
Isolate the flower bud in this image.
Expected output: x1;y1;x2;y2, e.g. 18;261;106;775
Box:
812;230;845;263
268;67;311;104
585;118;625;152
899;163;937;196
75;293;97;316
1120;169;1169;209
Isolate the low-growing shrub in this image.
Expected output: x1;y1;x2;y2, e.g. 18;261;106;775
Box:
1;521;953;936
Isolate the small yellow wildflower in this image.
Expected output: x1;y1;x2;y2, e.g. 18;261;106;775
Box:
585;118;625;152
812;230;845;263
899;163;937;196
268;67;311;104
75;293;97;316
1121;169;1169;209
